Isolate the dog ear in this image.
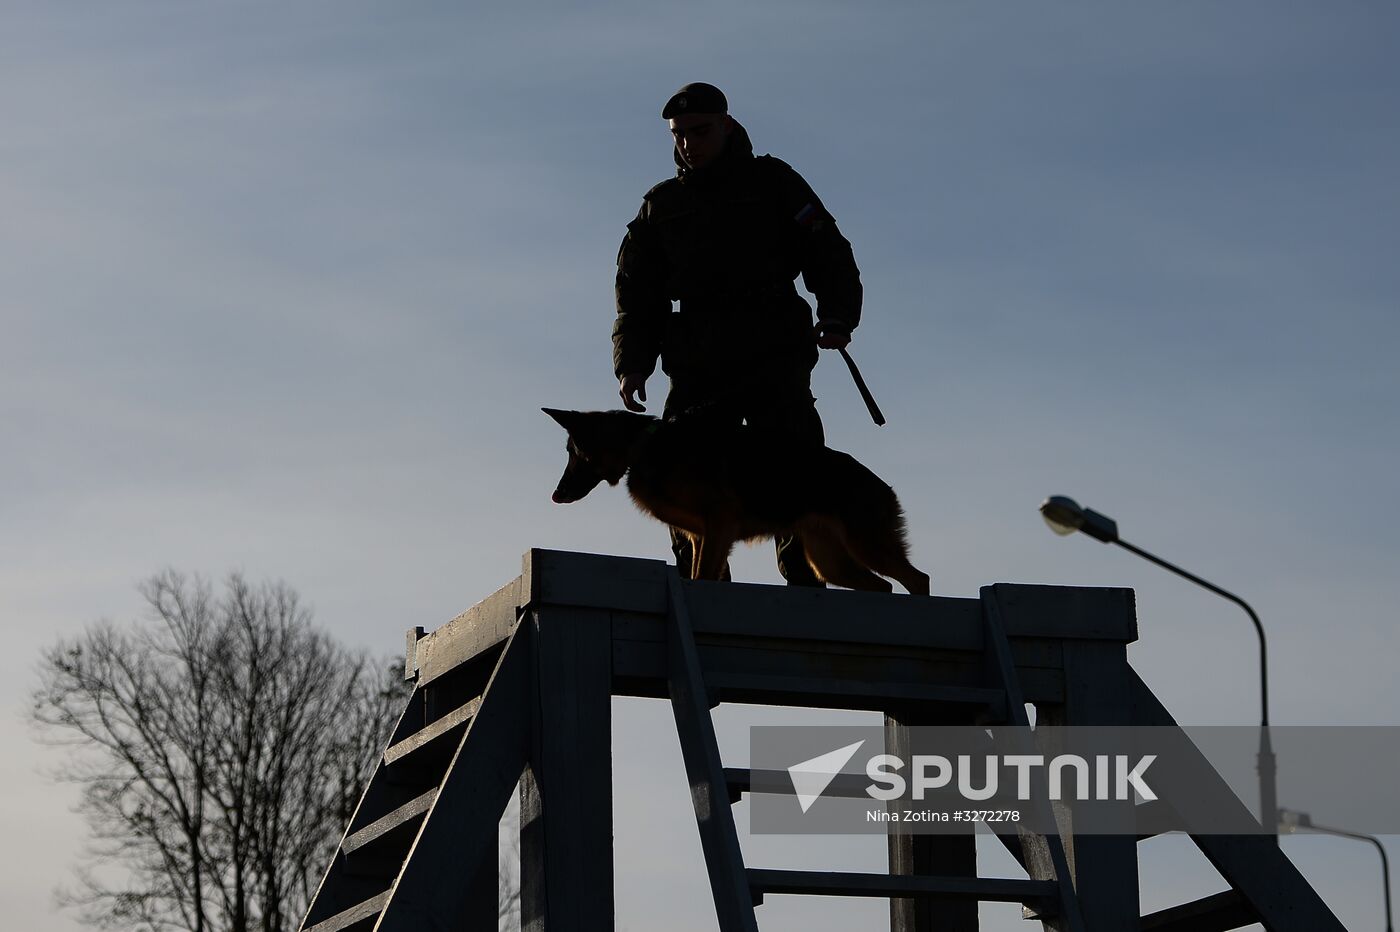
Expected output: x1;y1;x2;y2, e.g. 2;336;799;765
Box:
541;408;579;432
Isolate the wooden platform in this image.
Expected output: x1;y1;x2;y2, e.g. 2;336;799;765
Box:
409;548;1140;709
295;549;1343;932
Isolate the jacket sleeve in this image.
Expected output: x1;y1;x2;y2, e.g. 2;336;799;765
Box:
612;201;670;380
769;159;863;332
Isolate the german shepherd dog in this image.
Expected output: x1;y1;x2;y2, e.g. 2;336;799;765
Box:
544;408;930;594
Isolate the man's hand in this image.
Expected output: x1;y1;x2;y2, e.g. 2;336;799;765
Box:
619;373;648;412
814;320;851;350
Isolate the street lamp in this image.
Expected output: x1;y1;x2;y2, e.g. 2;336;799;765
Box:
1280;808;1393;932
1038;495;1277;839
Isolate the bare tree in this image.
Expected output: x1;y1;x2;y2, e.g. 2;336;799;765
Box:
32;570;409;932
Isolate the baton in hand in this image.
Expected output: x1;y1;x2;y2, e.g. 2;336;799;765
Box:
837;346;886;426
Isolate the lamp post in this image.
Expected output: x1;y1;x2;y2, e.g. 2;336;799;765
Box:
1038;495;1277;840
1280;808;1393;932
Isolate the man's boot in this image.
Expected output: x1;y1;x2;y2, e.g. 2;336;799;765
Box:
775;534;825;588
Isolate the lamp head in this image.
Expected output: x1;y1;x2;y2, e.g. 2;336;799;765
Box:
1039;495;1120;543
1040;496;1084;536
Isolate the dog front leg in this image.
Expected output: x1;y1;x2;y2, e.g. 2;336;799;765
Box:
692;534;734;581
676;532;701;580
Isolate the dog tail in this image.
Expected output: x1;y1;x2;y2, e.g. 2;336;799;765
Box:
821;451;929;596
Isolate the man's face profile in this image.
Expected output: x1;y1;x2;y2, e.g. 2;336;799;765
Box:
669;113;733;170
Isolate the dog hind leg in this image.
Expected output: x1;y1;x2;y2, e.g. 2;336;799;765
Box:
886;560;931;596
846;538;930;596
798;526;894;593
840;514;932;596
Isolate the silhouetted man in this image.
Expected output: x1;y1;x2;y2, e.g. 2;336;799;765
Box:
612;82;863;585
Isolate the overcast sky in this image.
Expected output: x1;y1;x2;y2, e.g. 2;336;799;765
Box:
4;3;1397;930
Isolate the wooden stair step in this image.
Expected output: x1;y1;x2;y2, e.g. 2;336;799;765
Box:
1140;890;1260;931
342;790;436;855
383;697;481;766
302;890;391;932
723;767;873;805
746;868;1058;906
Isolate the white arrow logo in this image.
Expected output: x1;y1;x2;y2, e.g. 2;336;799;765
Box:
788;740;866;813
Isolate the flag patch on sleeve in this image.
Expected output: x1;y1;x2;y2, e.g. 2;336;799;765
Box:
795;203;825;230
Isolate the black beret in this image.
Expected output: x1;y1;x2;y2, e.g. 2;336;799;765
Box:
662;82;728;119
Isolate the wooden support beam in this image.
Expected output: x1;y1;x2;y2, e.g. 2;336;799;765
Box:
524;548;669;613
414;577;522;685
749;869;1058;905
404;552;1136;696
1054;634;1141;932
1133;800;1177;840
610;612;1069;708
1128;671;1346;932
885;710;979;932
520;550;1137;642
708;672;1008;716
520;608;615;932
1140;890;1259;931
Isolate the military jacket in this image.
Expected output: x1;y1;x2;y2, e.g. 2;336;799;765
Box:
613;122;862;381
